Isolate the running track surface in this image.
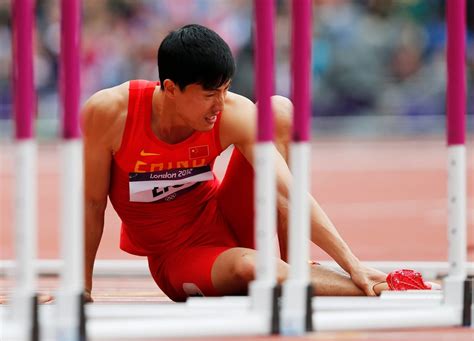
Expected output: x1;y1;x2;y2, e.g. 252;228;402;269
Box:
1;137;472;261
1;137;473;340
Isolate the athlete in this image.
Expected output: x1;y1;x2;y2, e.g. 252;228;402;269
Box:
82;24;423;303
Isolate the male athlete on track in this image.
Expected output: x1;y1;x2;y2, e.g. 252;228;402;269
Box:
82;24;432;303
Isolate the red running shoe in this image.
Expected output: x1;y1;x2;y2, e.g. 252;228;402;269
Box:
386;269;433;290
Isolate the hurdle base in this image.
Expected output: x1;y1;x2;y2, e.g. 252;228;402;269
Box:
3;292;39;341
313;305;462;331
463;278;473;327
79;292;86;341
32;294;39;341
55;292;86;341
87;312;269;339
249;280;280;334
443;275;466;306
280;281;312;335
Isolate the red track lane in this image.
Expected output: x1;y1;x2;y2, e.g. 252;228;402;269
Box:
1;138;473;261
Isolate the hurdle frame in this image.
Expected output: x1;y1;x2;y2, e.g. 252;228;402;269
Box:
10;0;39;340
4;0;280;338
55;0;86;340
304;0;472;331
248;0;280;332
281;0;313;335
64;0;280;338
85;0;281;337
443;0;469;308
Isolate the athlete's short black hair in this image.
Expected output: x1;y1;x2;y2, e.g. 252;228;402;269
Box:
157;24;235;91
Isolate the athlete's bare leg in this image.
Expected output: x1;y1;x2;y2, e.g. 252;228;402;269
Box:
270;95;292;261
214;97;389;297
211;247;388;296
216;95;293;256
269;97;392;294
270;95;292;161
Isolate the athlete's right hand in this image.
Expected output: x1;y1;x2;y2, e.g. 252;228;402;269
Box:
38;294;54;304
0;294;54;304
84;290;94;303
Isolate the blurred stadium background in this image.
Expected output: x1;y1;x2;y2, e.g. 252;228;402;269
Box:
0;0;473;139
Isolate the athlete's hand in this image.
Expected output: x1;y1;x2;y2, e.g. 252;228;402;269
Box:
84;289;94;303
0;294;54;304
37;294;54;304
349;263;387;296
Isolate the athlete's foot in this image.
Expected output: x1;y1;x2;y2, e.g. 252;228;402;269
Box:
426;281;442;290
373;281;441;295
373;269;442;296
373;282;389;295
37;294;54;304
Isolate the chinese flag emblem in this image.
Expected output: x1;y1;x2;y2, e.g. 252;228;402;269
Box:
189;145;209;159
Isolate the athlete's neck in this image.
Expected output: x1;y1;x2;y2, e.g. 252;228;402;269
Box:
151;87;194;144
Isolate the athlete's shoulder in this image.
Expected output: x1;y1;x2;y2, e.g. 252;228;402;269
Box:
224;91;255;112
81;82;130;133
220;92;257;148
83;82;130;115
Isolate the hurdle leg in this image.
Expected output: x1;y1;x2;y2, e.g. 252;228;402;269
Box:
250;0;280;334
281;0;313;335
443;0;468;311
11;0;39;340
56;0;85;339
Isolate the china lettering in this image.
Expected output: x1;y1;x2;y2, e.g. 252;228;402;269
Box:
152;183;186;197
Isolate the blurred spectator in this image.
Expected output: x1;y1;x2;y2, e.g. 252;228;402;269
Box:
0;0;473;137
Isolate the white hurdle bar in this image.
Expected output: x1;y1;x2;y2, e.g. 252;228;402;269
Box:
1;259;473;279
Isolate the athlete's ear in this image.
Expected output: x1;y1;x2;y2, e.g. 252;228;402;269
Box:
163;79;177;98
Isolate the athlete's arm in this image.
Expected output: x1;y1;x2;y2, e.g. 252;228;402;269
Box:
220;94;293;260
221;94;384;294
81;86;126;301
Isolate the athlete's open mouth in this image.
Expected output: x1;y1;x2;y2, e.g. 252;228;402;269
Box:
205;116;217;124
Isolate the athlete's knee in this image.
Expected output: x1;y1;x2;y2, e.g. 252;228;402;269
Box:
271;95;293;135
233;254;256;283
255;95;292;158
270;96;292;160
271;95;293;114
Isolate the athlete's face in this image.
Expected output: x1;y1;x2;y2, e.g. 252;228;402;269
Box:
173;81;231;131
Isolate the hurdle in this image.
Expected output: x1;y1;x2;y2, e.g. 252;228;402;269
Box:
55;0;86;340
2;259;473;279
299;0;473;332
279;0;471;333
46;0;278;339
83;0;471;335
281;0;313;334
9;0;39;340
82;0;280;338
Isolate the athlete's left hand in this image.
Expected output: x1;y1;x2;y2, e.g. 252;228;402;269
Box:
349;263;387;296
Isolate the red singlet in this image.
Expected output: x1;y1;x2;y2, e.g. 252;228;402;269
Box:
110;80;227;256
